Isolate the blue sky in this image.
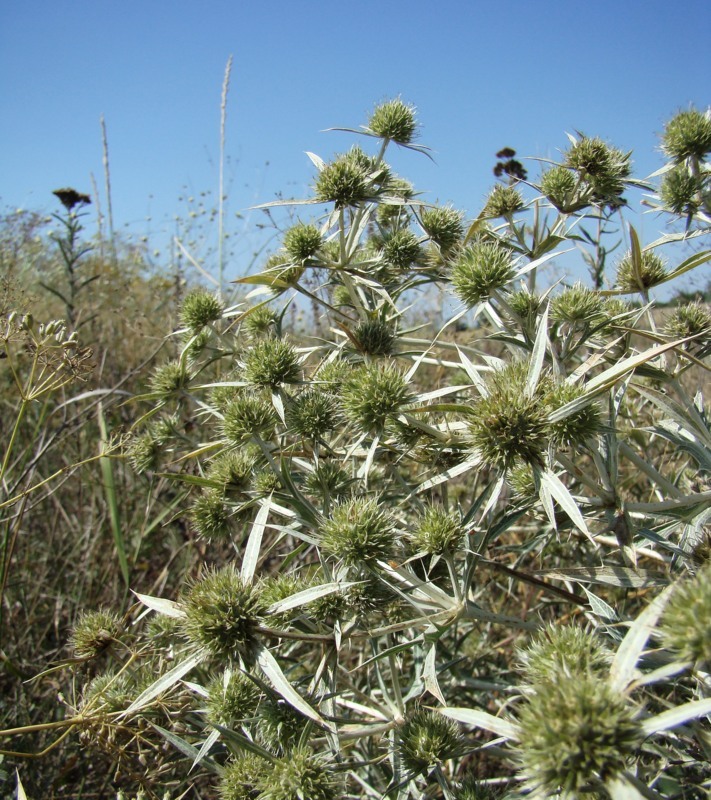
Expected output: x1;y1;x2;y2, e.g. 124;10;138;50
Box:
1;0;709;287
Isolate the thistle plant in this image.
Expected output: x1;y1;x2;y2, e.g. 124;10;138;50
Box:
23;100;711;798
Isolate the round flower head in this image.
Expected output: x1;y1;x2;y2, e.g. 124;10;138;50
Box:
367;98;418;145
516;673;641;795
222;393;277;444
70;609;124;659
286;388;340;440
320;496;395;566
244;338;301;388
256;693;312;750
453;777;504;800
190;490;232;541
82;670;133;713
658;562;711;668
468;361;550;470
420;205;464;254
665;301;711;351
283;222;322;262
180;289;223;333
484;184;525;217
303;462;352;500
207;450;255;497
546;383;603;449
506;288;542;337
220;753;268;800
452;241;516;307
149;359;191;397
352;318;396;356
380;228;422;272
126;431;161;474
660;166;704;216
341;362;411;432
313;357;353;392
661;108;711;162
615;250;667;293
255;748;339;800
398;709;464;773
314;150;371;208
409;505;463;556
540;165;581;213
550;283;606;324
564;136;631;205
181;566;265;665
206;670;261;726
519;624;611;685
243;304;278;339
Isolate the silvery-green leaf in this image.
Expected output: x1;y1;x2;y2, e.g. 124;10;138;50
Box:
132;591;185;619
439;707;518;739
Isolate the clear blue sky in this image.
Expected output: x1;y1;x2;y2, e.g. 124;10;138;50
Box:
1;0;709;285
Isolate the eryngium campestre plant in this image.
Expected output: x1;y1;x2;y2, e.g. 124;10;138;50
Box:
207;450;255;496
206;669;261;726
244;338;301;388
615;250;668;293
314;150;372;208
367;98;418;145
484;184;525;217
286;388;340;440
658;561;711;668
398;709;464;773
467;362;549;470
660;166;704;216
409;505;463;555
255;748;339;800
352;317;396;356
547;383;603;448
283;222;322;262
181;566;265;665
661;108;711;162
519;625;611;684
452;240;516;306
664;301;711;350
222;393;277;444
341;362;411;432
379;228;422;272
320;496;395;566
516;674;642;795
70;609;124;659
243;304;278;338
564;135;631;205
420;205;464;253
180;289;223;333
220;753;268;800
550;283;606;324
149;359;191;397
190;490;232;541
540;165;580;212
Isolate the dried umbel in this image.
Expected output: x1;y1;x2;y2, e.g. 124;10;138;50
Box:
398;709;464;773
367;98;419;145
615;250;668;293
658;562;711;668
516;674;641;795
70;609;124;659
320;496;395;566
181;566;265;665
661;108;711;162
452;240;516;306
180;289;223;333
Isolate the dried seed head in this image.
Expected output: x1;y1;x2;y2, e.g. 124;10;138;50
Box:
452;241;516;307
180;289;223;333
368;98;418;145
320;496;395;566
661;108;711;162
181;566;265;665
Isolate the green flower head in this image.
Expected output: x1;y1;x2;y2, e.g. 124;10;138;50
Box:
180;289;223;333
661;108;711;162
452;241;516;307
283;222;322;262
659;562;711;668
420;205;464;254
367;98;419;145
484;184;525;217
320;496;395;566
70;609;124;659
399;709;464;773
615;250;667;293
341;362;411;432
244;338;301;388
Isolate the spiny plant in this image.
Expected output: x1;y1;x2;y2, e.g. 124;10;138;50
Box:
6;101;711;799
